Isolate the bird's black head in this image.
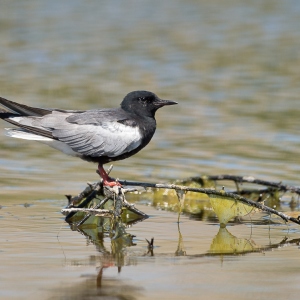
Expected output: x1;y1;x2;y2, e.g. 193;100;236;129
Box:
121;90;177;118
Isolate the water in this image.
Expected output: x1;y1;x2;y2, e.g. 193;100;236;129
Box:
1;1;300;299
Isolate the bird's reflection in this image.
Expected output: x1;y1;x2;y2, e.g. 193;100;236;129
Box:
62;205;300;294
67;214;300;263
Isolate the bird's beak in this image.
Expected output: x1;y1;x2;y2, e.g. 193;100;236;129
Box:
154;98;178;107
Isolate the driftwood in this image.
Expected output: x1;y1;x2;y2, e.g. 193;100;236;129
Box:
61;171;300;226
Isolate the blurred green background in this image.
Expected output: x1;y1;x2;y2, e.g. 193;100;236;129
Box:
0;0;300;196
1;2;300;300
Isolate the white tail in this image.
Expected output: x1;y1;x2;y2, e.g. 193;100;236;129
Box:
5;128;52;141
5;128;80;156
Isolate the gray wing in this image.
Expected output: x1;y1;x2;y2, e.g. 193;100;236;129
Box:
45;110;142;157
53;121;142;157
6;109;142;158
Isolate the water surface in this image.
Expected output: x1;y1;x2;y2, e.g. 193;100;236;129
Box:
0;1;300;299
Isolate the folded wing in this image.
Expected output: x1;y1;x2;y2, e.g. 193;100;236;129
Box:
5;109;142;158
53;120;142;157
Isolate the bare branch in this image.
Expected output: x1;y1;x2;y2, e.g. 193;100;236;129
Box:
61;207;112;217
63;175;300;226
191;175;300;195
118;179;300;225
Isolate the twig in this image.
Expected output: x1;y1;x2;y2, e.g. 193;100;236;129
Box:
102;186;148;218
76;196;111;226
64;183;102;221
63;175;300;226
64;184;149;224
65;182;101;206
117;179;300;225
192;175;300;195
61;207;112;217
122;197;148;218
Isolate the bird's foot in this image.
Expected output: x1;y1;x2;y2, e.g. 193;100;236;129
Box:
103;178;122;187
97;164;122;187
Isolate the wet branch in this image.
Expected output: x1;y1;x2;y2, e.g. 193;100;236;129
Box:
61;207;112;217
62;183;148;224
192;175;300;195
117;179;300;225
62;175;300;226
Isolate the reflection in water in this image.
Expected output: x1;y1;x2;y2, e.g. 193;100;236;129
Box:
209;227;257;255
2;1;300;298
61;219;143;298
58;209;300;299
145;237;154;256
67;212;300;267
70;217;139;272
175;222;186;256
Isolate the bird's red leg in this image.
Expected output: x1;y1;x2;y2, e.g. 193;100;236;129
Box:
97;164;122;187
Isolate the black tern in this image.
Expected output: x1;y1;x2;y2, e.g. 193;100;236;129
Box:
0;91;177;186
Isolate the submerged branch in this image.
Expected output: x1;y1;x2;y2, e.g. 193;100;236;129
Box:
63;175;300;226
118;179;300;225
63;183;148;225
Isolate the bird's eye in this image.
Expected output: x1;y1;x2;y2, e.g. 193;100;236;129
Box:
139;97;148;104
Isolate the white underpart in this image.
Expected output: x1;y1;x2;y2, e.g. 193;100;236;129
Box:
5;128;80;157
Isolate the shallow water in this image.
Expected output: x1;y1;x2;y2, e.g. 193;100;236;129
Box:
1;1;300;299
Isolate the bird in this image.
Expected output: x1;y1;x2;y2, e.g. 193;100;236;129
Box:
0;91;177;186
